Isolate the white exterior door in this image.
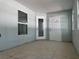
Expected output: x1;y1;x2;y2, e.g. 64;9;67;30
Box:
49;16;62;41
0;11;7;50
0;13;6;41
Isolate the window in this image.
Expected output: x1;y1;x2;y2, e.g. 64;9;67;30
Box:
18;24;27;35
18;10;28;35
18;10;27;23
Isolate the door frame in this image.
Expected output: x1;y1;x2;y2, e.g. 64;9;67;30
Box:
36;16;46;40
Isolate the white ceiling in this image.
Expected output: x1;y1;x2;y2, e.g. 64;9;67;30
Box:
16;0;73;13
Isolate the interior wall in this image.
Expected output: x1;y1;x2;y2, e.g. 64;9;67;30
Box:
0;0;36;51
72;0;79;54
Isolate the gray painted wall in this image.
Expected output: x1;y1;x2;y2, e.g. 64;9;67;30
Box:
0;0;36;51
72;0;79;54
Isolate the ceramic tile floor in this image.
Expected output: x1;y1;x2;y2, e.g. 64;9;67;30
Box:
0;40;79;59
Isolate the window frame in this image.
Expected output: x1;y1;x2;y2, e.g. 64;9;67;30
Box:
18;10;28;35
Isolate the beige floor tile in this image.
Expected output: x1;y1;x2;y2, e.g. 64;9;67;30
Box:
0;40;79;59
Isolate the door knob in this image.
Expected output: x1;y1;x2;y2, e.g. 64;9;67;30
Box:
0;34;1;37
